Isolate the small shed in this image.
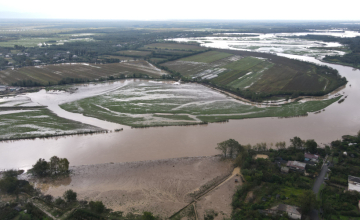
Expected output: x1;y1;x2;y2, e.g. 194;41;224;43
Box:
270;204;301;219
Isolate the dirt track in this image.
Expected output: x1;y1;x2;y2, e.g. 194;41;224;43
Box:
23;156;232;217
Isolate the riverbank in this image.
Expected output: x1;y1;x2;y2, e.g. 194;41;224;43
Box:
20;156;234;217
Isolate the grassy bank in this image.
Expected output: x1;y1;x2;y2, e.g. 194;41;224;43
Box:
59;81;341;128
0;108;101;140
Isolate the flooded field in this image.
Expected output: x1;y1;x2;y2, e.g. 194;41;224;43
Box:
1;31;360;170
20;156;233;217
173;31;360;58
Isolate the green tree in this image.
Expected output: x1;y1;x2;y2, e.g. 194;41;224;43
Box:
31;159;49;177
275;141;286;150
299;190;319;215
63;189;77;202
0;176;18;194
58;158;69;174
50;156;60;175
305;139;318;154
142;212;155;220
290;136;304;149
89;201;105;214
216;139;243;158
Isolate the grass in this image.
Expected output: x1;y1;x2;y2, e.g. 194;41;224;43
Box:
59;81;341;128
0;35;93;47
116;50;152;57
180;51;232;63
0;108;100;140
0;60;165;86
211;57;267;86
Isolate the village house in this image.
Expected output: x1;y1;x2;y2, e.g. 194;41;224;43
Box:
304;153;319;162
286;161;306;172
348;175;360;192
264;204;302;219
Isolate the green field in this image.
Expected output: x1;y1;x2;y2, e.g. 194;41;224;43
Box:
59;81;340;127
162;49;347;98
180;51;232;63
0;60;167;86
0;108;100;140
116;50;152;57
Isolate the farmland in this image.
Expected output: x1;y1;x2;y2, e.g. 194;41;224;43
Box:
161;49;347;100
60;80;340;128
0;60;167;86
0;108;100;141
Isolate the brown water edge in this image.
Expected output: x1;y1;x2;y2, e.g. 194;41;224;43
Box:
1;100;359;171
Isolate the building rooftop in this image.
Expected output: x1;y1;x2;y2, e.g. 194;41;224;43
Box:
271;204;301;215
304;153;319;160
349;175;360;183
286;161;306;170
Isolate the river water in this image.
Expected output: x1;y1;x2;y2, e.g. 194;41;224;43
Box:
1;33;360;170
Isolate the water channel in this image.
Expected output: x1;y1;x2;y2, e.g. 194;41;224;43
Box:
1;32;360;170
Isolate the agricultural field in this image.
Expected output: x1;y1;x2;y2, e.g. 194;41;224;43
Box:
0;108;100;141
0;60;167;86
60;80;340;127
116;50;152;57
0;35;96;47
162;49;346;97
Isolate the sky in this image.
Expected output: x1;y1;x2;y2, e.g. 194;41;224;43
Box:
0;0;359;20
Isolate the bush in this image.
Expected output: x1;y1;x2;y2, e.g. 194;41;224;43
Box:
63;189;77;202
0;177;19;194
89;201;105;214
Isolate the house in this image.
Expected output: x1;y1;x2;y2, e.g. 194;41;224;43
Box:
304;153;319;162
0;85;6;91
286;161;306;171
33;60;41;63
269;204;302;219
348;175;360;192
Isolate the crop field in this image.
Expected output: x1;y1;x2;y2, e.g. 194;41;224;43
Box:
162;49;344;94
143;42;208;51
0;35;95;47
0;60;167;86
60;80;340;127
0;108;100;140
98;55;134;61
116;50;152;57
180;51;232;63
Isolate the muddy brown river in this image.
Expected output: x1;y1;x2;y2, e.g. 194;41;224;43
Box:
1;39;360;170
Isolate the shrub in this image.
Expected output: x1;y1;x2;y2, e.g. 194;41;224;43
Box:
89;201;105;214
63;189;77;202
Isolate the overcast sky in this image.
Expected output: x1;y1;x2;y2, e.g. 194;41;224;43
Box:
0;0;359;20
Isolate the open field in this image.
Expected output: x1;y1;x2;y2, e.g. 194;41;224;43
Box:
0;35;96;47
60;80;341;127
162;49;346;96
0;60;167;86
0;108;100;140
116;50;152;57
143;43;208;51
180;51;232;63
22;156;233;217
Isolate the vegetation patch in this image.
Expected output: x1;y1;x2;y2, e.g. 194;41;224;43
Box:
59;81;340;128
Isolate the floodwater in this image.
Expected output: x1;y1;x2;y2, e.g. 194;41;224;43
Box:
1;33;360;170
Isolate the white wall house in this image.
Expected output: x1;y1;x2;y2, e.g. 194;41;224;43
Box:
348;175;360;192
